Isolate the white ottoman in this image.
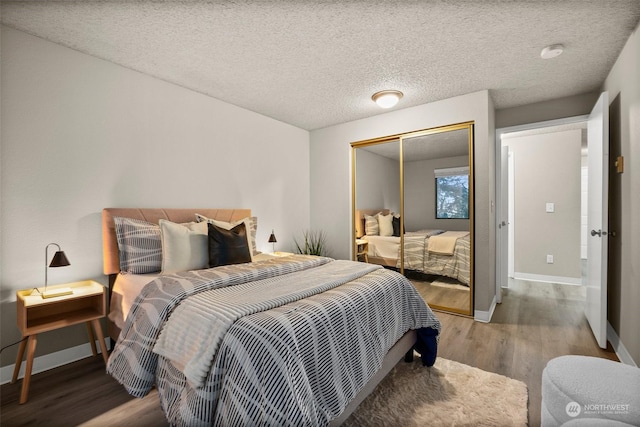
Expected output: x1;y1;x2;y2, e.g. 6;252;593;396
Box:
541;355;640;426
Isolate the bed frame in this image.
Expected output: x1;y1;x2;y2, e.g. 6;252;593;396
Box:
102;207;417;425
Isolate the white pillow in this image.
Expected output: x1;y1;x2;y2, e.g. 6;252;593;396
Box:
195;214;256;261
159;220;209;275
378;213;394;237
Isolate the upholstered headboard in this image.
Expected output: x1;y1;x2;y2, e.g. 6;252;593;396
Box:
354;209;390;238
102;208;251;275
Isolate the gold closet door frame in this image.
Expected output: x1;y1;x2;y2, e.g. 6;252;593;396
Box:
351;121;475;317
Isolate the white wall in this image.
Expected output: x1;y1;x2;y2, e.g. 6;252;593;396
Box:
310;90;496;314
0;26;310;366
504;129;582;282
602;21;640;365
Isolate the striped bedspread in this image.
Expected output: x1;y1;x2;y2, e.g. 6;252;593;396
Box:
394;230;471;286
397;230;444;271
424;234;471;285
107;255;441;426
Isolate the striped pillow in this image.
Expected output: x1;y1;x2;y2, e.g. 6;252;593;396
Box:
114;217;162;274
364;214;380;236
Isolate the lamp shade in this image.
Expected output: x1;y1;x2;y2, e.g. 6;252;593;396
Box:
49;250;70;267
268;231;277;243
42;243;72;298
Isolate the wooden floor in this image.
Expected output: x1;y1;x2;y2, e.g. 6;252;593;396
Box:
436;279;617;426
0;278;617;427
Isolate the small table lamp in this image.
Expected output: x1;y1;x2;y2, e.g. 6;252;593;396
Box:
268;230;277;253
41;243;72;298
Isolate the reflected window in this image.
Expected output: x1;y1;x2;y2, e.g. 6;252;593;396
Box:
435;167;469;219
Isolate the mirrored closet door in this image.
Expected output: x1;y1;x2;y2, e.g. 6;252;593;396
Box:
352;122;474;316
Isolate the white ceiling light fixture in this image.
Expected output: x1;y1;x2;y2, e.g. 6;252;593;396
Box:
372;90;404;108
540;44;564;59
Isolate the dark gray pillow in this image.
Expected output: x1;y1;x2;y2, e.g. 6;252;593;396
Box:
207;222;252;268
392;216;399;237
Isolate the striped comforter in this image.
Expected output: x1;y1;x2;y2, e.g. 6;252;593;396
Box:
395;231;471;286
107;255;441;426
423;234;471;285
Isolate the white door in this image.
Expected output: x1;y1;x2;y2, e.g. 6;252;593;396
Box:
586;91;609;349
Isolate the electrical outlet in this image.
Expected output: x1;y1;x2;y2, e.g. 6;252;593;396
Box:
547;254;554;264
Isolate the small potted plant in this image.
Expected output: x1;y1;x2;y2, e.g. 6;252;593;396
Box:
294;230;329;256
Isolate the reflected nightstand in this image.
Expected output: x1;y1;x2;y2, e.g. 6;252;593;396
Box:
356;239;369;263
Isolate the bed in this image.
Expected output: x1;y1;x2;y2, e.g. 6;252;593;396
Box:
102;208;441;426
355;209;471;286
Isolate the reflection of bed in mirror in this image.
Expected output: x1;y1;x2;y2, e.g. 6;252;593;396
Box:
351;121;474;316
355;209;470;287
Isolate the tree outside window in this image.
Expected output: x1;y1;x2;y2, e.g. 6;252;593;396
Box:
435;169;469;219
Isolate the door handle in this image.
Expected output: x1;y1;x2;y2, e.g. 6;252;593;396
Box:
590;229;608;237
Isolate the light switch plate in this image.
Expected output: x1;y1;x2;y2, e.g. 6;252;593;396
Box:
547;254;554;264
546;203;555;213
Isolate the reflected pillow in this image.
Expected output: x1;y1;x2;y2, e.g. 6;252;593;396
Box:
208;222;252;268
364;214;379;236
159;220;208;274
392;216;401;237
114;217;162;274
378;213;393;237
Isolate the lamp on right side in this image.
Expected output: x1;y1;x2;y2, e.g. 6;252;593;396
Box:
268;230;277;252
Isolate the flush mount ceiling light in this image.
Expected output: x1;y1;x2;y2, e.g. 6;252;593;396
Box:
540;44;564;59
372;90;403;108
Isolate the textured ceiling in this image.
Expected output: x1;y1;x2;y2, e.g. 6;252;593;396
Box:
2;1;639;130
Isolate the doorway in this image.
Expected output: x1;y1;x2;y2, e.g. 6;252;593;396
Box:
495;115;589;303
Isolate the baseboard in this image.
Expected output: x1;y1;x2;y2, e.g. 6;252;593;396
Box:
474;295;497;323
0;338;110;385
513;272;582;286
607;322;637;367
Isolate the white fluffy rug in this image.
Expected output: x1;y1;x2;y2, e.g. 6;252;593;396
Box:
344;357;528;427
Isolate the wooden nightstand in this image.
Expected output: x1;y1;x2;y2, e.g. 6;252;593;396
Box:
11;280;108;404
